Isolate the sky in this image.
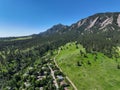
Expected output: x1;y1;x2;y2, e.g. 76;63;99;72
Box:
0;0;120;37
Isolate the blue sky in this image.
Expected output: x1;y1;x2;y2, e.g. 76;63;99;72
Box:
0;0;120;37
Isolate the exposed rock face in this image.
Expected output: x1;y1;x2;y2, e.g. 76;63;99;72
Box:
77;19;87;28
71;12;120;32
117;14;120;27
86;17;99;29
100;17;113;29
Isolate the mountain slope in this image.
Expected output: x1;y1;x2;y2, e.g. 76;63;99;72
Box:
37;12;120;57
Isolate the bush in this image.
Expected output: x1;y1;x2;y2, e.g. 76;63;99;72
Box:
117;64;120;69
77;61;82;66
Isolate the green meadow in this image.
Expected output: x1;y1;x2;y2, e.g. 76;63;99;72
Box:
55;42;120;90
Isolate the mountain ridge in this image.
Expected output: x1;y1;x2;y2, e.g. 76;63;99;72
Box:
40;12;120;36
1;12;120;38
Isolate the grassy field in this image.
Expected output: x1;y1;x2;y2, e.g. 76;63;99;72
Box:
10;36;32;41
55;42;120;90
2;36;32;41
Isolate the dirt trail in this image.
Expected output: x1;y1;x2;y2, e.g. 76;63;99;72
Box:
47;64;59;89
54;50;78;90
